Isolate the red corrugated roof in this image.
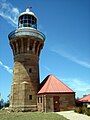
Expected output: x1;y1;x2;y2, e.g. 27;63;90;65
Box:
79;94;90;102
38;75;74;94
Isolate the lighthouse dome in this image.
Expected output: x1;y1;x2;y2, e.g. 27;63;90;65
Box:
18;8;37;29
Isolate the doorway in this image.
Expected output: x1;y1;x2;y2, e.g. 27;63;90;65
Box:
53;96;60;112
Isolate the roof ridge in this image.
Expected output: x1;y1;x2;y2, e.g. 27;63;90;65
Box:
45;75;52;92
52;75;74;92
79;94;90;100
38;75;75;94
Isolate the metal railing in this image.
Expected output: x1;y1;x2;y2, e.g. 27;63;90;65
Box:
8;28;45;40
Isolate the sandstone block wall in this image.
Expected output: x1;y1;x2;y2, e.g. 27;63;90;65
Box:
37;93;75;112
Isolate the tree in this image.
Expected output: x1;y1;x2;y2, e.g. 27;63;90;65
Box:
4;100;10;107
0;98;4;109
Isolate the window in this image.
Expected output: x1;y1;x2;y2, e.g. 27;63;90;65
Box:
32;16;34;21
24;15;28;19
32;20;34;24
29;95;32;100
24;20;27;23
20;16;23;20
41;97;42;103
28;16;31;19
38;97;42;103
29;68;32;73
29;46;32;50
18;15;37;29
38;97;39;103
23;23;27;27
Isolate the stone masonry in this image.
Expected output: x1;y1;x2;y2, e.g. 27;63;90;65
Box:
37;93;75;112
9;35;44;111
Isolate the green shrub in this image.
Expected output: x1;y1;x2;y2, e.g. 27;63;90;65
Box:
82;106;87;114
78;107;82;113
74;107;79;113
85;108;90;116
4;100;10;107
74;106;90;116
74;107;82;113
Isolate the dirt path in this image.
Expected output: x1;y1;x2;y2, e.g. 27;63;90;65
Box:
57;111;90;120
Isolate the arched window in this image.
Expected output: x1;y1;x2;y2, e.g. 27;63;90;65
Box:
29;68;32;73
29;95;32;100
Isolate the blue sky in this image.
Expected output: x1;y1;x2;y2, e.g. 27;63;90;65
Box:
0;0;90;101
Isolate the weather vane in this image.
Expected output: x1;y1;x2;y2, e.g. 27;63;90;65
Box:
29;6;32;11
26;6;32;12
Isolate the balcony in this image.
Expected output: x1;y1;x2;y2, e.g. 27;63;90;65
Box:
8;28;45;41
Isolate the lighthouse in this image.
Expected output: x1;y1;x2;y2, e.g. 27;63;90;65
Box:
8;8;45;111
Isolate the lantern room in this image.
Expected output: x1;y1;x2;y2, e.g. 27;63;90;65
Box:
18;8;37;29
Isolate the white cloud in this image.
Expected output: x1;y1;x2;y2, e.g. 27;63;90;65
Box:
62;77;90;98
0;61;3;65
0;60;13;74
51;49;90;69
0;1;19;27
43;65;51;72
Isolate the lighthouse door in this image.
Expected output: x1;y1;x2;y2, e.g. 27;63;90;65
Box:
53;96;60;112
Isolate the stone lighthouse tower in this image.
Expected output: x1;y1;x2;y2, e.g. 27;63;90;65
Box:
8;8;45;111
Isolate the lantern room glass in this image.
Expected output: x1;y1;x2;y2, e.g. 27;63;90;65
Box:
18;14;37;29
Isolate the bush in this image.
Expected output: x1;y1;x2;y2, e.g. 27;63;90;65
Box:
74;106;90;116
4;100;10;107
78;107;82;113
85;108;90;116
0;104;2;109
74;107;82;113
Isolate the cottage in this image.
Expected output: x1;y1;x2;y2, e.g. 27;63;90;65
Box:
37;75;75;112
78;94;90;108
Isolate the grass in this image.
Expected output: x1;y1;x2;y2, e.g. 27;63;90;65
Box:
0;111;68;120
